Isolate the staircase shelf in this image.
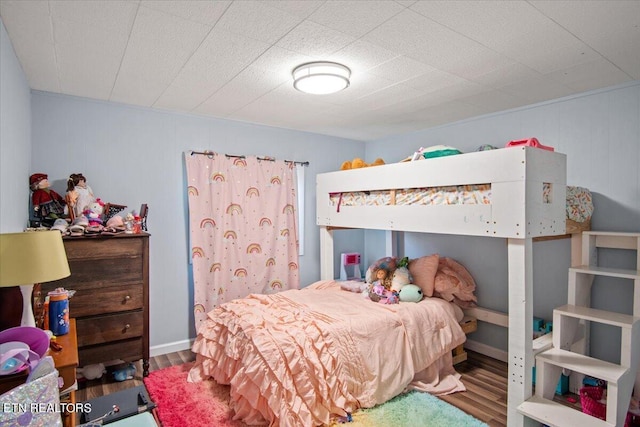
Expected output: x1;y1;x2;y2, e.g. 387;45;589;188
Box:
518;231;640;427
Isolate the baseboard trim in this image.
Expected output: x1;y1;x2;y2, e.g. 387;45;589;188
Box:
464;339;507;363
150;339;194;357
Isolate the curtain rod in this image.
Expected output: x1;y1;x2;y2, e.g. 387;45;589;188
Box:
190;150;309;167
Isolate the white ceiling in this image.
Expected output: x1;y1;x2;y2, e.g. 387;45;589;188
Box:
1;1;638;142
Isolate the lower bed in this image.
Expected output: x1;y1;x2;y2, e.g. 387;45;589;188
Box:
188;280;466;426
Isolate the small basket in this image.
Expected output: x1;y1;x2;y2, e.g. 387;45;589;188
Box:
580;386;635;426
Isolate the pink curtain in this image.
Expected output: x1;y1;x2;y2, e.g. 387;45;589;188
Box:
185;153;300;329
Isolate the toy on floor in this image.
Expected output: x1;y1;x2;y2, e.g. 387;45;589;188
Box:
113;363;136;381
77;363;106;380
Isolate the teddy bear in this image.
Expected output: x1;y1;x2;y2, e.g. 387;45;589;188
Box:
340;157;385;170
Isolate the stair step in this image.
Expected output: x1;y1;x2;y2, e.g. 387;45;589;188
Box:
555;304;640;329
518;395;614;427
570;265;640;280
533;332;553;355
537;348;629;384
584;231;640;251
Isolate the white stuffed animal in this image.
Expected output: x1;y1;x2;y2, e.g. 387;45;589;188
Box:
391;266;411;292
77;363;105;380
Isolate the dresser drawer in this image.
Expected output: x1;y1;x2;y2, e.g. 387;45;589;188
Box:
63;237;145;261
51;255;143;290
71;284;143;317
79;338;143;366
77;311;143;347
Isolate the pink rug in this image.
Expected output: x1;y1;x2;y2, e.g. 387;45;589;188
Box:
144;363;488;427
143;362;246;427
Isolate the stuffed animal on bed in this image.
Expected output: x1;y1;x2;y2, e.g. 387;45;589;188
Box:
367;283;400;304
368;283;386;302
391;257;411;292
399;284;424;302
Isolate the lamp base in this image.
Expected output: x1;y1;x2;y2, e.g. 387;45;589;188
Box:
20;284;36;327
0;287;23;331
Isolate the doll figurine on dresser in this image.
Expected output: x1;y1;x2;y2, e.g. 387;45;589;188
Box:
30;173;66;226
65;173;95;221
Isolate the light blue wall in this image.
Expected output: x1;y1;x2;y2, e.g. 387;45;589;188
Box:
0;19;31;233
365;82;640;361
30;91;365;352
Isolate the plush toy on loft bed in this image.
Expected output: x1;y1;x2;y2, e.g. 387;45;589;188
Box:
340;157;385;170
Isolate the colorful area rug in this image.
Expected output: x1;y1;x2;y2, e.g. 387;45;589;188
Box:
144;362;487;427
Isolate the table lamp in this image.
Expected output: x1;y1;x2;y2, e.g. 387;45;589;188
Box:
0;231;70;331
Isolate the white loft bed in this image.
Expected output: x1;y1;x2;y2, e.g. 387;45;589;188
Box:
316;146;567;427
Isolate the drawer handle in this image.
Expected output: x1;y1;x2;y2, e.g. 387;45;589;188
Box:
124;324;131;330
123;295;131;303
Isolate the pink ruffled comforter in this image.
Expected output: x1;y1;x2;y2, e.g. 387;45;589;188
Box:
188;280;466;426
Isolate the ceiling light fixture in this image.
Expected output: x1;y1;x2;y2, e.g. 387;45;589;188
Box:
292;61;351;95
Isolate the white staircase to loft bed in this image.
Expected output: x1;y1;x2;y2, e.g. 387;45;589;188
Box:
518;231;640;427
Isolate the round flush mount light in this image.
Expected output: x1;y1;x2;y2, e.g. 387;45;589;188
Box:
292;61;351;95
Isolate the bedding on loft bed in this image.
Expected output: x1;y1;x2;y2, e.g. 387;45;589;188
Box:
188;280;467;427
329;184;592;231
317;147;571;239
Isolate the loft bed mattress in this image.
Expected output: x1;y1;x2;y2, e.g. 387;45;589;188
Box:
317;147;569;239
329;184;592;224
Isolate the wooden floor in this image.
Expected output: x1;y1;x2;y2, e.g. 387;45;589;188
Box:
76;350;580;426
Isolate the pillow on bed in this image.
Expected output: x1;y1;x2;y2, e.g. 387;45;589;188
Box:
408;254;439;297
433;257;478;307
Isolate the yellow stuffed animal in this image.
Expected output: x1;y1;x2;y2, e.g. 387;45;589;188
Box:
340;157;385;170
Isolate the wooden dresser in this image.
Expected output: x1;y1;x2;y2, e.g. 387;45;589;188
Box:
40;233;150;376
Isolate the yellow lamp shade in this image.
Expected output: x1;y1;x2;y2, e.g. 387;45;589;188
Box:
0;231;70;287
